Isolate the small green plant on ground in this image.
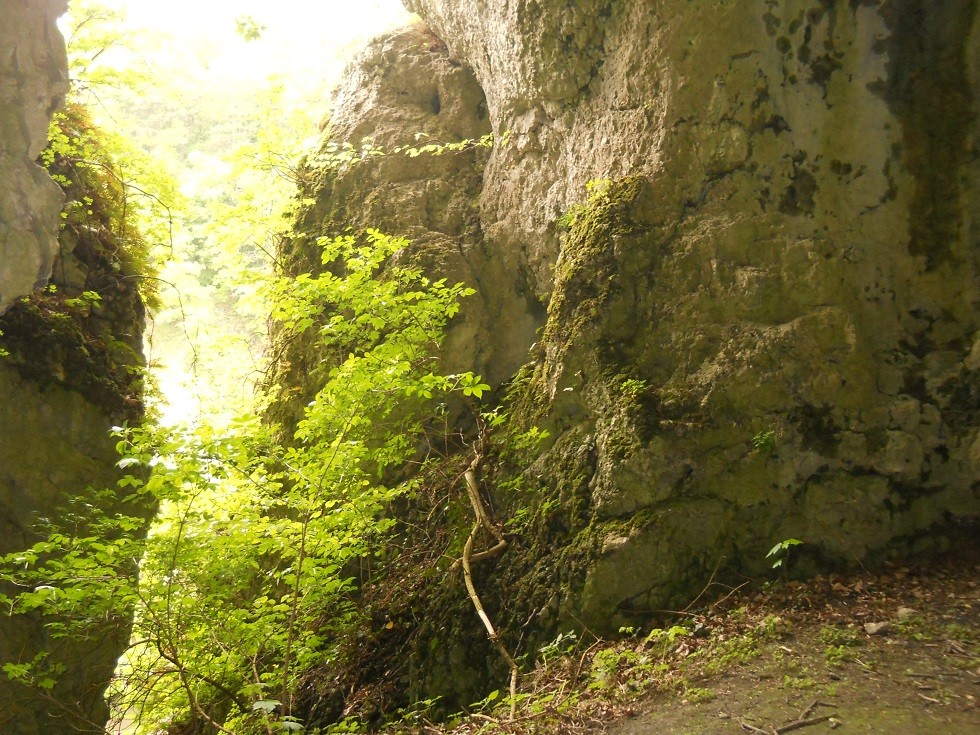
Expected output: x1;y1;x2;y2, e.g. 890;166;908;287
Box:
782;674;817;690
766;538;803;569
818;624;862;666
681;685;715;703
896;614;934;641
538;631;580;667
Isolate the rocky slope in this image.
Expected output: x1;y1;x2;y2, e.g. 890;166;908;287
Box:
284;0;979;710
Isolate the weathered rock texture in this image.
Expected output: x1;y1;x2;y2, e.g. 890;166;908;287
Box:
401;0;980;624
0;0;68;314
0;205;146;733
0;375;137;734
269;25;540;432
0;245;146;732
287;0;980;711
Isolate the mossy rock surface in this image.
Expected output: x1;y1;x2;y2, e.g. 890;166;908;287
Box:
270;0;979;722
0;102;149;734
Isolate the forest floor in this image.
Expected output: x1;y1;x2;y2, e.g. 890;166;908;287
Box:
389;550;978;735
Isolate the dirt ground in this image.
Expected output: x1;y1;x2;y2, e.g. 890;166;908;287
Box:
381;551;978;735
607;557;979;735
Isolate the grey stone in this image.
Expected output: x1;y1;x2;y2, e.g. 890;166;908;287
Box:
0;0;68;314
864;621;891;636
278;0;980;702
396;0;980;631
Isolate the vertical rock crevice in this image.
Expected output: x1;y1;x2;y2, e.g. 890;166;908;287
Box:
879;0;977;269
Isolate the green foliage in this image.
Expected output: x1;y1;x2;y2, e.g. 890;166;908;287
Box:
308;131;502;175
556;178;613;230
752;429;777;453
766;538;802;569
818;625;860;647
619;378;648;399
645;625;691;646
63;0;151;98
44;104;161;285
1;654;66;693
510;425;551;455
0;232;483;733
236;16;267;42
391;131;503;158
63;290;103;310
781;674;817;690
818;625;861;666
43;1;181;310
682;685;716;703
537;630;579;665
0;102;153;417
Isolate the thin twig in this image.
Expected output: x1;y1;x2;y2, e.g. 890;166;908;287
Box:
681;556;724;612
459;448;519;719
798;700;835;720
708;580;752;611
776;716;833;734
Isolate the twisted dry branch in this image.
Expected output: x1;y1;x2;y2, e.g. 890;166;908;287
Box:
459;451;519;718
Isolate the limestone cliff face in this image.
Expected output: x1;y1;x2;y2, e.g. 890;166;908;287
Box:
0;9;147;730
393;0;980;627
288;0;979;709
0;0;68;314
0;155;147;735
269;25;541;433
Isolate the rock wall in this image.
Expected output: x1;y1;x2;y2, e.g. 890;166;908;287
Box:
0;8;148;729
0;0;68;314
0;175;146;735
0;375;138;734
395;0;980;630
268;25;540;433
0;204;146;735
283;0;980;711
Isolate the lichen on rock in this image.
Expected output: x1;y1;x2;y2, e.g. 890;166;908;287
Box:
398;0;979;633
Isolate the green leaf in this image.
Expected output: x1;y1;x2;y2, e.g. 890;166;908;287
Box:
252;699;281;713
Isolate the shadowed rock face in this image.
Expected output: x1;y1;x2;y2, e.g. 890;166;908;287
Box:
0;4;148;733
0;0;68;314
322;0;978;635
